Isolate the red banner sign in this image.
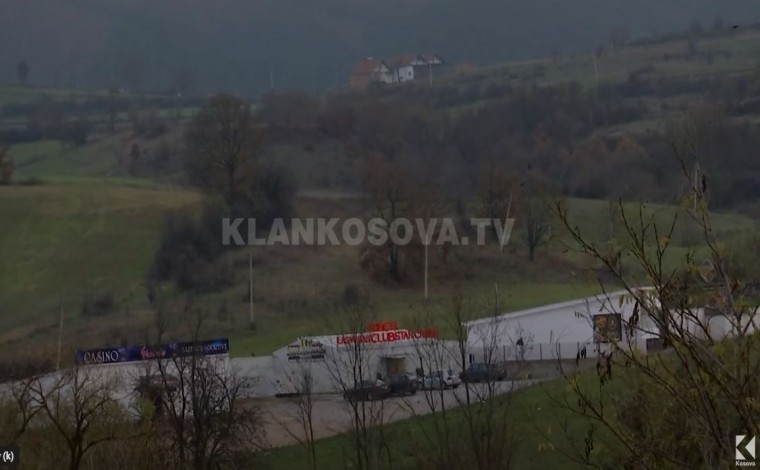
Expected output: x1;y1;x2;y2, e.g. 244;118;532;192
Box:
367;320;399;332
336;328;439;345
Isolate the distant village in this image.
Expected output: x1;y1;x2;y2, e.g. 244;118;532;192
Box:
350;53;476;89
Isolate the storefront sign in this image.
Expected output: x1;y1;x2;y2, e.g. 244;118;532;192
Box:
336;328;439;345
76;338;230;365
78;348;124;365
286;338;326;361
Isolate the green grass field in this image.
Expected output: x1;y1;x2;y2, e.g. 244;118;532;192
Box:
0;182;200;343
9;139;121;179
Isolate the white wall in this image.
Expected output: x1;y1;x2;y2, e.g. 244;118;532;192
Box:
464;288;760;362
396;65;415;82
377;70;394;84
269;339;461;394
232;356;277;397
466;290;652;361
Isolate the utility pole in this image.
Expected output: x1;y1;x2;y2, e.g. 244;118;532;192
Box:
269;68;275;90
424;240;429;299
694;161;700;212
494;283;499;314
429;63;433;85
500;190;514;253
56;298;64;371
249;253;255;327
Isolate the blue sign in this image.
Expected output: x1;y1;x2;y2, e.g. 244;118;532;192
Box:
76;338;230;365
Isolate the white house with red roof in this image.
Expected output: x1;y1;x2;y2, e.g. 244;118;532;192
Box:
349;53;447;89
349;58;394;90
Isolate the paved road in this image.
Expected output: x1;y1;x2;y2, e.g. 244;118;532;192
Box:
251;380;542;449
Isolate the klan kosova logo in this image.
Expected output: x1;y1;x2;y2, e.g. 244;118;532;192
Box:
736;435;756;467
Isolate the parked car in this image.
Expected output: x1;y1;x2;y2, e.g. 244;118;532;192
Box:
343;380;390;402
440;369;462;388
387;374;417;396
422;370;461;390
459;363;506;383
421;373;447;390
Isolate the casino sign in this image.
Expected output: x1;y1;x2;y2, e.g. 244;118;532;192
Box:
76;338;230;365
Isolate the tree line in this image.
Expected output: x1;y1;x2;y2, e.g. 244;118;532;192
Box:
260;66;760;210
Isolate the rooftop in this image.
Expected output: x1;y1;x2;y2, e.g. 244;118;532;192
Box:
351;58;388;75
465;287;654;327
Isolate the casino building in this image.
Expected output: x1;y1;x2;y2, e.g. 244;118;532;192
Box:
72;339;232;411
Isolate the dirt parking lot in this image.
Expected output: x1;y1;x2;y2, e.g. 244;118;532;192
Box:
250;380;541;448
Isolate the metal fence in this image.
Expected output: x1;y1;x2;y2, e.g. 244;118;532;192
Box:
468;341;633;363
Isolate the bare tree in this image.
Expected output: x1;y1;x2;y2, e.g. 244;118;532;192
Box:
546;138;760;467
401;296;526;470
184;94;264;203
478;159;520;243
274;364;318;470
1;365;159;470
521;180;552;262
146;305;265;469
0;376;41;444
323;304;390;470
360;152;414;283
24;368;128;470
458;298;524;470
402;308;459;467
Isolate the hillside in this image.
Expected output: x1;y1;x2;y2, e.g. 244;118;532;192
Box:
1;0;758;95
2;8;760;469
0;178;756;358
0;182;200;344
1;26;760;361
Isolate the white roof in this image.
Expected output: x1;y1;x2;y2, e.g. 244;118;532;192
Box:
465;287;654;328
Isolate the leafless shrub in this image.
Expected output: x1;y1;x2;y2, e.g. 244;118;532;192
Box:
546;132;760;467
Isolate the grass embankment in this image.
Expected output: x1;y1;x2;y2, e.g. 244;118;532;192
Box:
261;369;627;469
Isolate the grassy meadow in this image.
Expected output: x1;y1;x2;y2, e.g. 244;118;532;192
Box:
0;182;200;348
1;176;753;358
452;28;760;91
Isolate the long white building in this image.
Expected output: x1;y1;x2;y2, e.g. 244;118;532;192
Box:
263;327;460;395
465;288;658;361
464;287;756;362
